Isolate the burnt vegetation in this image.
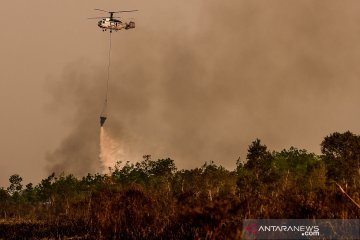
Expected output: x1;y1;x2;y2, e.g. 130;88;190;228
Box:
0;131;359;239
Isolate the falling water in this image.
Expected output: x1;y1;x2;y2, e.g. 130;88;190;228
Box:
99;127;125;172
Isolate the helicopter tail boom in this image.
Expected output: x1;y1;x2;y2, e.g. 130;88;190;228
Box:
125;21;135;30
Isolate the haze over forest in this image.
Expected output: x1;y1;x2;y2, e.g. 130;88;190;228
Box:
1;0;360;186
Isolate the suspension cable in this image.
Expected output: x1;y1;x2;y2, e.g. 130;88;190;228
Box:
101;32;112;116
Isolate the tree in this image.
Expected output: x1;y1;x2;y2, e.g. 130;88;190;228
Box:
36;173;55;202
7;174;23;195
245;139;273;181
0;188;10;218
271;147;323;191
201;161;234;200
148;158;177;177
52;174;79;215
23;183;36;203
272;147;321;178
321;131;360;185
112;156;177;190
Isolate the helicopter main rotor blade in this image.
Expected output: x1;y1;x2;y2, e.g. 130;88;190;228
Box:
94;8;110;13
112;10;139;13
88;17;108;19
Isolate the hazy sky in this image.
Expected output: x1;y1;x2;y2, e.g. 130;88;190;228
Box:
1;0;360;187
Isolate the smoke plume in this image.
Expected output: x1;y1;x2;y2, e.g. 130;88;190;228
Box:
47;0;360;175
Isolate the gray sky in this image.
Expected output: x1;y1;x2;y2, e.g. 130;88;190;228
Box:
1;0;360;187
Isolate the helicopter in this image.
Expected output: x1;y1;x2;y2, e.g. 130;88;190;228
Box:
89;9;138;33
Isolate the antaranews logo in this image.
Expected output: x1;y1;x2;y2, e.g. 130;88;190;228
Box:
243;222;320;239
258;225;320;237
244;223;257;236
243;219;359;240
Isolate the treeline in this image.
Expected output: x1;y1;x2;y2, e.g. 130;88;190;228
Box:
0;131;359;239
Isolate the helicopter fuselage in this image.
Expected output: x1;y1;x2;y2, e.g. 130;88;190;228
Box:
97;18;135;32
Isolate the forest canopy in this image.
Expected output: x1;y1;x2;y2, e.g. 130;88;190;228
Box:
0;131;359;239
